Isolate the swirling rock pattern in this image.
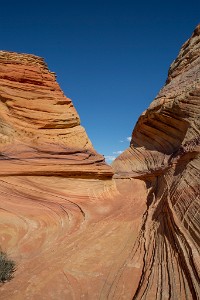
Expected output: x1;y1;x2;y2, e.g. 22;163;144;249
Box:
113;24;200;299
0;25;199;300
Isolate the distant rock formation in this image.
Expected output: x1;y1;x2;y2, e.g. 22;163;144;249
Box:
0;25;199;299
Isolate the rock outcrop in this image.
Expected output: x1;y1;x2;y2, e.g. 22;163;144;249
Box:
0;25;199;300
113;24;200;299
0;51;112;179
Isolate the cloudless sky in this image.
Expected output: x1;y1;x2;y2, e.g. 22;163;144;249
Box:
1;0;199;162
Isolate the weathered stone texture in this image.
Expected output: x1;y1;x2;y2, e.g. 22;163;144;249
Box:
0;51;113;178
113;24;200;299
0;25;199;299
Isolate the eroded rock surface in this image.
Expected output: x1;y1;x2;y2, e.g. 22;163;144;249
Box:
0;51;112;179
0;25;199;300
113;24;200;299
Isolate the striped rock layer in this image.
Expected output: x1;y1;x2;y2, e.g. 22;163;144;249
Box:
0;51;112;179
113;24;200;299
0;25;199;299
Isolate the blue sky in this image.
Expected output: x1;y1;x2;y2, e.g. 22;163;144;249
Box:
1;0;199;163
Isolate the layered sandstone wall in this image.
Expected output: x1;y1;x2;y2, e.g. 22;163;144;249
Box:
0;51;113;178
113;25;200;179
112;24;200;299
0;25;199;300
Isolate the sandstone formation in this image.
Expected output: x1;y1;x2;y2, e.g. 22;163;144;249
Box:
113;24;200;299
0;51;112;179
0;25;199;300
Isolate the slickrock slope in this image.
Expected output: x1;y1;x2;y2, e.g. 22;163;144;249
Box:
113;24;200;299
0;25;199;300
0;51;112;178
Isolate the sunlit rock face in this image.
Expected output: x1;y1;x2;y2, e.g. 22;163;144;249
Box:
0;51;112;179
113;24;200;299
0;25;199;300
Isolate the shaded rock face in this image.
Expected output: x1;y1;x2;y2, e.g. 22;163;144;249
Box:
0;26;199;300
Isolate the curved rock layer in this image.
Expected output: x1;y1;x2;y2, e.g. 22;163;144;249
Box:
0;26;199;300
113;24;200;298
0;176;147;299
